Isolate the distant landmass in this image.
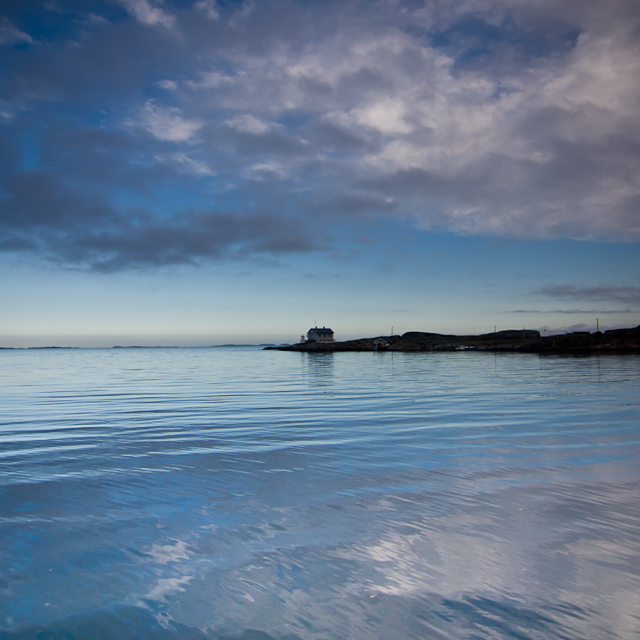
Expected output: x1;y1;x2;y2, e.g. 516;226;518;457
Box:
267;326;640;354
1;343;290;350
0;346;81;350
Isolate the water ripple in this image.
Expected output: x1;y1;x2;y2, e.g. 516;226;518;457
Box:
1;348;639;638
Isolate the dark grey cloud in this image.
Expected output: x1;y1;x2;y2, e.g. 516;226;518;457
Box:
306;192;399;219
1;200;320;271
0;160;321;271
534;285;640;305
72;209;318;272
512;308;635;315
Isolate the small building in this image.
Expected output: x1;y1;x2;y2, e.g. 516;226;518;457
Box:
307;327;334;343
373;337;389;351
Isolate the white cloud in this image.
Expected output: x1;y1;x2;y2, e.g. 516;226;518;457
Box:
186;71;237;89
85;13;109;25
195;0;219;20
157;79;178;91
351;98;412;135
138;101;203;142
155;152;216;175
225;114;271;134
281;7;640;240
117;0;176;31
250;161;287;179
109;0;640;241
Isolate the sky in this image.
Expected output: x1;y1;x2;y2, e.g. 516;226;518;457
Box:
1;0;639;347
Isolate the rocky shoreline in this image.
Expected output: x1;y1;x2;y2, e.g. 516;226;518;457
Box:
268;326;640;354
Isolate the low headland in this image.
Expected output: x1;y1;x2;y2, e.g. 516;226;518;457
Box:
268;326;640;354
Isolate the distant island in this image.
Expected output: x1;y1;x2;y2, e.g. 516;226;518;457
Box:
267;326;640;354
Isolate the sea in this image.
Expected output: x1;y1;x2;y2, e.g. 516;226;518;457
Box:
1;347;639;640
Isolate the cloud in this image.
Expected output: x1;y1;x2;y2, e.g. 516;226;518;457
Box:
116;0;176;31
0;181;320;271
0;152;319;271
186;71;235;90
346;12;640;239
225;114;272;135
0;17;35;46
534;285;640;305
512;308;635;314
2;0;640;272
174;0;640;240
156;79;178;90
137;101;202;142
85;13;109;26
154;152;215;175
194;0;219;21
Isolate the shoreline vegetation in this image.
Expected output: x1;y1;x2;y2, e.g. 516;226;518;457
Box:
268;326;640;354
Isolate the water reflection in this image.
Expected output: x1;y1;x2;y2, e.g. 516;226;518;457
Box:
0;349;639;639
301;352;334;386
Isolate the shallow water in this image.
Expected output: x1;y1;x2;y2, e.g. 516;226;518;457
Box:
1;347;639;639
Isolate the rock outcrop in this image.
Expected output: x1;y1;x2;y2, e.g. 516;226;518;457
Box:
269;326;640;354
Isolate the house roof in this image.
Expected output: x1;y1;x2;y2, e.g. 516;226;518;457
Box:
308;327;333;334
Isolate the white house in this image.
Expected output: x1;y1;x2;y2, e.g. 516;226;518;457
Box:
306;327;334;343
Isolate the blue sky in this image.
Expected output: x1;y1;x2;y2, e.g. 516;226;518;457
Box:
1;0;639;346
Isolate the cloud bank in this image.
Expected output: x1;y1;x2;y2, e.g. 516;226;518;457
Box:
535;284;640;305
1;0;639;269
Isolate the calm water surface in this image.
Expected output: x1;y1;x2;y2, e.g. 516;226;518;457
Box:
1;348;639;639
